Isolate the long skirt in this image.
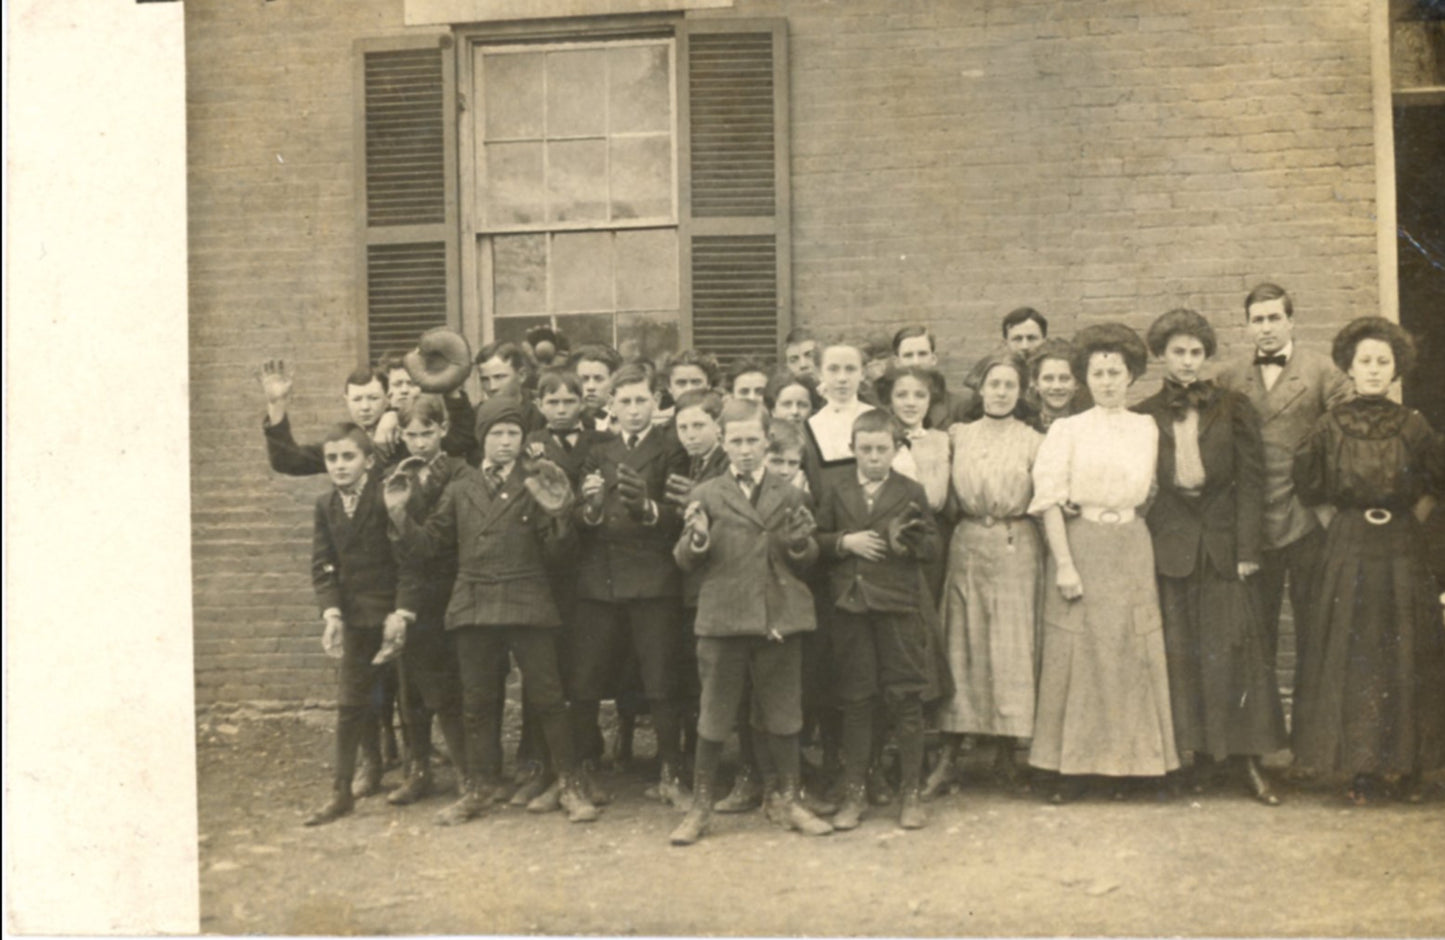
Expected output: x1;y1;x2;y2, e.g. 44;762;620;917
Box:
1292;510;1445;775
1158;564;1286;760
1029;517;1179;777
936;517;1042;737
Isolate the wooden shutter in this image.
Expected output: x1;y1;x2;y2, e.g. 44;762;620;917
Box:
678;19;790;367
354;35;458;364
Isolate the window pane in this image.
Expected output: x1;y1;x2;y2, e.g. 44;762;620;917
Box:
546;49;608;138
492;315;551;345
615;229;678;310
546;139;608;223
492;234;547;317
556;313;615;348
610;135;672;221
551;232;613;312
618;311;679;364
484;142;544;226
610;45;670;134
483;52;543;140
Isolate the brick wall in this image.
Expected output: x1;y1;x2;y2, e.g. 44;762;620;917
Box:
189;0;1378;706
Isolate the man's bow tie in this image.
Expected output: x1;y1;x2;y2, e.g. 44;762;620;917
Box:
1254;353;1287;368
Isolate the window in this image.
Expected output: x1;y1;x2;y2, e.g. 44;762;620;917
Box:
356;19;789;369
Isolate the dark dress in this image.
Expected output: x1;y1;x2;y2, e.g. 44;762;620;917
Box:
1291;397;1445;775
1137;382;1286;761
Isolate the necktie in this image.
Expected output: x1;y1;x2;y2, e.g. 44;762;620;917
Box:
1255;353;1287;368
484;465;504;494
559;431;577;452
626;433;640;450
737;473;759;506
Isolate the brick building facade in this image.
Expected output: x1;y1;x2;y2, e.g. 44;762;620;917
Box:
189;0;1396;707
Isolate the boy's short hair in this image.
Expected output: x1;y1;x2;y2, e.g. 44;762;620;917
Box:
890;325;934;354
322;421;375;456
727;355;771;388
1244;282;1293;319
568;343;623;374
345;365;388;392
820;342;865;366
766;419;805;454
377;350;410;375
664;348;721;387
718;397;770;433
861;335;893;361
1001;306;1049;339
783;326;815;347
674;388;724;421
851;408;903;445
404;393;449;428
535;368;584;398
610;362;655;394
474;340;535;375
763;370;825;412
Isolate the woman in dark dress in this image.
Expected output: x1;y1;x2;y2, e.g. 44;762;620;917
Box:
1136;309;1287;805
1292;317;1445;804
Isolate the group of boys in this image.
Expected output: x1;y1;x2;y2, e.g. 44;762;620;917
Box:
260;283;1340;843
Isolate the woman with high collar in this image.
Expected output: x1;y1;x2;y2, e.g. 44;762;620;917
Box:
1135;309;1287;805
1026;323;1178;803
1291;316;1445;805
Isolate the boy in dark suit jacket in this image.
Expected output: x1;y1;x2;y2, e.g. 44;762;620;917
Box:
386;398;598;825
386;395;469;808
304;424;409;826
670;399;833;844
572;364;692;805
815;410;941;831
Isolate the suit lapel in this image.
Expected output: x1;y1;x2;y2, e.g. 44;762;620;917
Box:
1259;358;1306;421
753;472;791;527
865;472;911;525
339;473;381;549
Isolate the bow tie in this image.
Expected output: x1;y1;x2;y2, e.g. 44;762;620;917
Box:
1164;379;1214;416
1254;353;1287;368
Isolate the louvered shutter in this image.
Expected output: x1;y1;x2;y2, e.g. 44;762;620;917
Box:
678;20;790;367
354;36;459;364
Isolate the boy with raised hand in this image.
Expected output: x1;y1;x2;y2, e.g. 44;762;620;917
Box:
304;423;410;826
262;361;390;476
571;363;692;806
375;351;479;466
385;398;598;826
669;399;833;844
814;409;941;831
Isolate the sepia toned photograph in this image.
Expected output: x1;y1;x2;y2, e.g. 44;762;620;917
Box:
8;0;1445;935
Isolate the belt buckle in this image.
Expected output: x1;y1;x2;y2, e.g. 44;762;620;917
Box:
982;515;997;528
1364;508;1392;525
1098;509;1121;524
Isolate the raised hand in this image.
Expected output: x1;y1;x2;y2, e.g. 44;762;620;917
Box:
524;458;575;515
683;500;710;543
616;462;648;516
372;410;400;460
885;503;927;555
664;472;694;508
581;471;606;511
259;359;294;404
783;505;816;546
382;467;414;514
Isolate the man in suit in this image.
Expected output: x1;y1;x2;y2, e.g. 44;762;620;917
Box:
815;410;941;831
669;399;833;844
386;397;599;826
1215;283;1351;717
571;364;692;806
304;424;407;826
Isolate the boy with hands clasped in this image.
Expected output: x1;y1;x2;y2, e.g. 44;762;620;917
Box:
669;399;834;845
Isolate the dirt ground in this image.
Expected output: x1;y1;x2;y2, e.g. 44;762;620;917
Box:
197;712;1445;937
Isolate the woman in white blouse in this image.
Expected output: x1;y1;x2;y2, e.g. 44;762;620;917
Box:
1026;323;1178;802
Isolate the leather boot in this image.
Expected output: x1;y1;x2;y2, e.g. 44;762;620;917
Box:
387;761;434;806
434;779;488;827
921;747;956;801
578;759;612;806
304;782;354;827
798;784;838;817
714;764;763;814
867;763;896;806
652;762;692;809
526;778;562;814
898;787;927;829
559;775;600;823
508;760;551;808
352;749;384;799
831;781;868;831
670;776;714;845
1243;756;1281;807
777;777;833;836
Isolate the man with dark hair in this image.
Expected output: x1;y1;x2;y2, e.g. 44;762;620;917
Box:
783;327;820;380
890;325;976;430
1216;283;1351;722
1000;307;1048;356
